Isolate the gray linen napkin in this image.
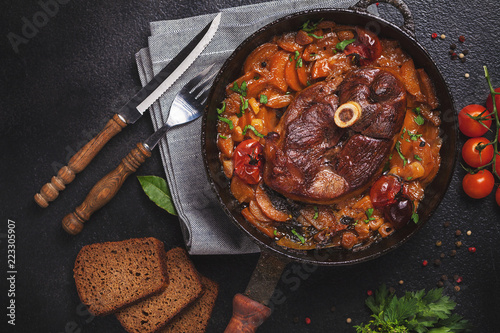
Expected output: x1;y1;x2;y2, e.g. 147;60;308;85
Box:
135;0;376;255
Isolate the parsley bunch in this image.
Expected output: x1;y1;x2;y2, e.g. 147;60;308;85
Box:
355;285;470;333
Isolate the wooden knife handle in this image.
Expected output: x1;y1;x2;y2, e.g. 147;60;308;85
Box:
34;114;127;208
62;143;151;235
224;294;271;333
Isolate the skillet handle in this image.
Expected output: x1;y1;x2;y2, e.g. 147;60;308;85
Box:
224;251;289;332
351;0;416;38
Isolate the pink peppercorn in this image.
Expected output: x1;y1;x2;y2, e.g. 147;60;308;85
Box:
367;290;373;296
422;260;428;267
456;276;463;283
468;247;476;253
459;35;466;43
431;33;438;39
305;317;311;324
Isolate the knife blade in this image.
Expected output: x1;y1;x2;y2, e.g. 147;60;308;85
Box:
35;12;222;208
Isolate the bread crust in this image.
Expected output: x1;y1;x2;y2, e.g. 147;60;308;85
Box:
73;237;169;316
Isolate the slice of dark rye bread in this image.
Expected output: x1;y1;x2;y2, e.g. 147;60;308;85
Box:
115;247;204;333
73;237;169;316
159;275;219;333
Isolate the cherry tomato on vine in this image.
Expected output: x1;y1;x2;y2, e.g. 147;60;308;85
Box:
486;87;500;114
462;170;495;199
233;139;264;185
458;104;492;137
462;137;494;168
370;174;402;208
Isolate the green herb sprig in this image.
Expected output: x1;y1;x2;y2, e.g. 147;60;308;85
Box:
355;285;470;333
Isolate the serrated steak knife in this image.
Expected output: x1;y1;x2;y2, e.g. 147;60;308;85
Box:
34;12;221;208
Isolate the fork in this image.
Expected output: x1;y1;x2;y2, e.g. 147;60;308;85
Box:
62;65;216;235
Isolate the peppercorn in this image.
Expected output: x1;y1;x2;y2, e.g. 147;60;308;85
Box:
367;290;373;296
346;318;352;324
450;43;457;50
459;35;466;43
437;281;444;287
399;280;404;285
305;317;311;325
434;259;441;266
456;276;463;283
436;240;442;247
449;250;457;257
422;260;428;267
441;274;448;281
443;221;451;228
462;49;469;55
293;317;299;323
431;33;438;39
451;53;458;60
461;58;466;63
465;73;470;78
440;252;446;259
440;34;446;40
330;306;336;313
469;246;476;253
454;285;461;292
455;229;462;236
455;241;462;248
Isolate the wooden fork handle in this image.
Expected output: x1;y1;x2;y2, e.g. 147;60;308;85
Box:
62;143;151;235
34;114;127;208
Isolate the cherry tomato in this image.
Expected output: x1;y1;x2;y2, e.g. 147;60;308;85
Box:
233;139;264;184
384;195;414;229
462;137;494;168
462;170;495;199
496;187;500;206
458;104;492;137
486;87;500;114
370;174;402;208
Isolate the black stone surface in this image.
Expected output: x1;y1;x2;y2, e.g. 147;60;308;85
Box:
1;0;499;332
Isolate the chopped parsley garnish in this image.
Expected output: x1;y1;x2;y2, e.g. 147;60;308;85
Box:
231;81;248;96
395;141;408;166
414;154;422;161
237;96;248;118
291;229;306;244
259;94;268;104
407;176;413;181
313;206;319;219
364;208;376;223
336;38;356;51
411;212;419;223
219;134;228;139
218;116;233;130
216;101;226;114
295;58;303;68
413;107;425;125
242;125;264;138
294;50;300;60
308;33;324;39
300;19;322;32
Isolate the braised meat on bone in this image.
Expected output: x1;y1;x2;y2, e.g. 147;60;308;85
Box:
263;68;407;204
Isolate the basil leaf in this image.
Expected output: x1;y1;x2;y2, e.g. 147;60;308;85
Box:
259;94;268;104
137;175;177;215
336;38;356;51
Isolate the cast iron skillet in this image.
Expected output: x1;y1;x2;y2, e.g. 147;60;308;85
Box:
202;0;457;330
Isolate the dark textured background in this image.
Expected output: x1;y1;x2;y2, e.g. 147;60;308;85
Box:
1;0;499;332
